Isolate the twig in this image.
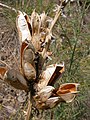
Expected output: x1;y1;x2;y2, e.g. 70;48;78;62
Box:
49;1;63;32
0;2;17;13
50;110;54;120
25;92;32;120
26;0;31;8
0;60;11;69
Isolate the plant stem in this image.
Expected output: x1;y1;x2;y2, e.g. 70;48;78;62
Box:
0;2;17;13
25;92;32;120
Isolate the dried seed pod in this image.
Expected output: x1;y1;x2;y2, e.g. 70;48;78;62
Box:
0;67;7;80
35;97;61;109
56;83;79;103
20;41;28;69
34;86;55;102
23;62;36;81
23;12;32;36
4;69;29;91
58;92;76;103
45;97;61;109
40;11;53;29
56;83;79;94
40;12;47;26
30;10;41;34
37;63;65;90
16;11;31;44
48;63;65;85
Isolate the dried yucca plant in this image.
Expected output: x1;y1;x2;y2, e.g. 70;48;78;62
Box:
0;1;79;119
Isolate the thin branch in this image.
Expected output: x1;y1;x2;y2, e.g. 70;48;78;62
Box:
25;92;32;120
49;1;63;32
0;2;17;13
26;0;31;8
0;60;11;69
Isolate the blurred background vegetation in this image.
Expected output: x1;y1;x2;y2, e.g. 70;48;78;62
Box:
0;0;90;120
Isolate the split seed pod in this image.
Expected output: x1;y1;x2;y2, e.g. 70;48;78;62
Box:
34;86;55;102
30;10;41;34
3;69;29;91
35;97;60;109
45;97;61;109
16;11;31;44
37;63;65;90
56;83;79;103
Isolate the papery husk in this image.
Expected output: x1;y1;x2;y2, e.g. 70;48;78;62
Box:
30;9;41;34
58;93;76;103
57;83;79;94
35;96;61;109
22;43;35;65
40;12;47;28
23;12;32;36
34;86;55;102
0;67;7;80
36;63;65;90
20;41;28;69
40;12;52;29
16;11;31;44
45;97;61;109
56;83;79;103
4;69;29;91
32;34;43;52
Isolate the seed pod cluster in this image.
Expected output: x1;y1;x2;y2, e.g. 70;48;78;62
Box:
0;2;79;110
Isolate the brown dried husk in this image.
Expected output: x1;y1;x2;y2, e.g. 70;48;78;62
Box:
34;86;55;102
4;69;29;91
36;63;65;91
56;83;79;103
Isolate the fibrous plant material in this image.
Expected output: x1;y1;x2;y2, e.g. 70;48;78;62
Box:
0;0;80;119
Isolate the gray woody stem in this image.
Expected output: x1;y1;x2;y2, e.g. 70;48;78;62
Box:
25;92;32;120
0;3;17;13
